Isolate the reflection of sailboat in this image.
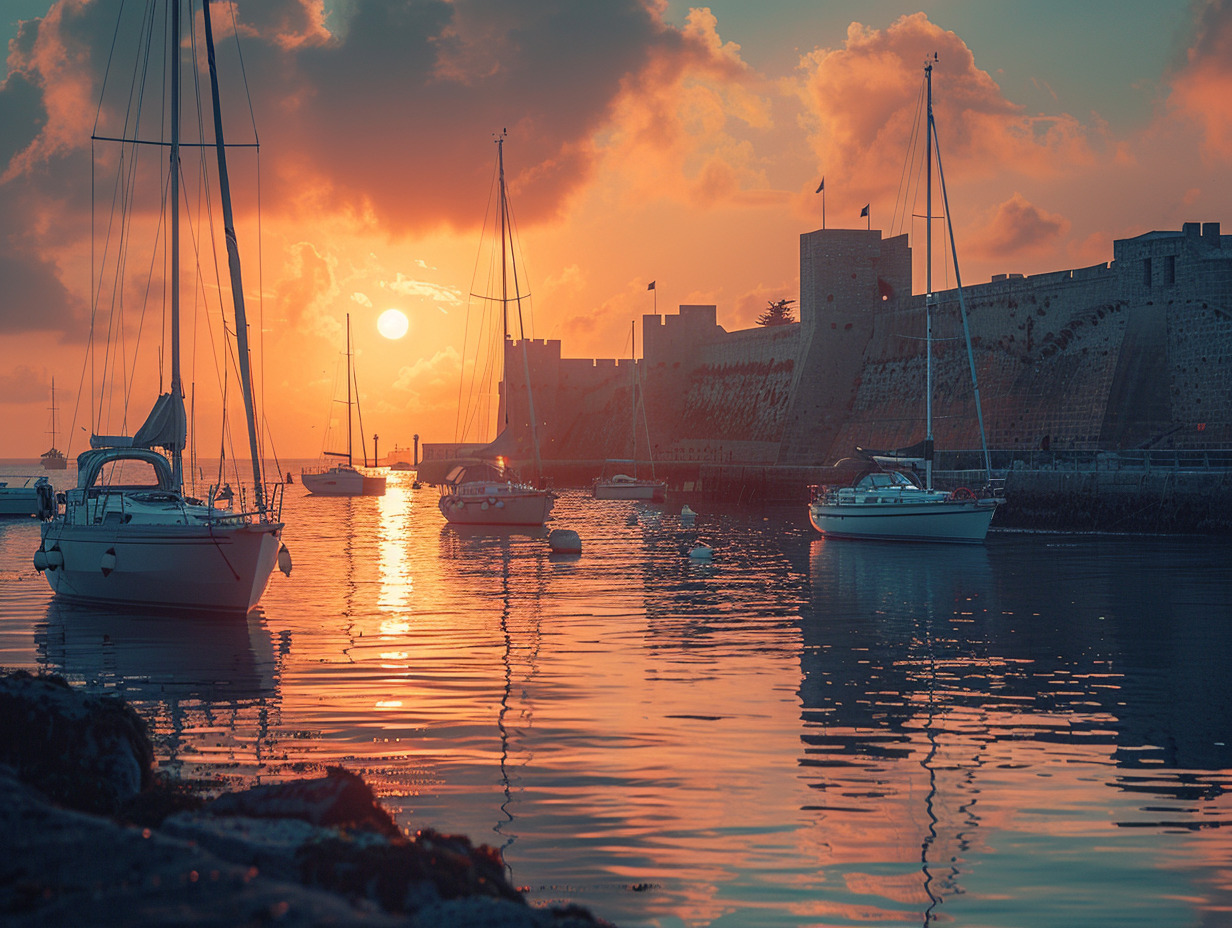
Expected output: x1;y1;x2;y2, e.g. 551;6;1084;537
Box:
40;379;68;470
34;0;285;613
435;133;554;527
302;314;387;496
801;538;994;923
809;61;1001;543
38;597;280;783
38;599;277;702
436;524;545;875
593;322;666;501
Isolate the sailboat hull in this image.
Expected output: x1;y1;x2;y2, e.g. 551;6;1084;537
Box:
809;497;997;543
301;465;386;496
439;483;553;526
38;520;283;614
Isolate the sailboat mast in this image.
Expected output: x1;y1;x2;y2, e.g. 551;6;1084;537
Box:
924;60;935;492
496;134;543;480
630;321;637;476
346;313;353;466
497;136;510;429
170;0;183;489
202;0;267;511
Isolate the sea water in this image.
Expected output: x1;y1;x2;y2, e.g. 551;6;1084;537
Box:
1;464;1229;928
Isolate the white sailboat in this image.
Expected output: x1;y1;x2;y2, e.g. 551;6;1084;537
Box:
34;0;286;612
593;321;665;501
40;379;68;471
301;314;387;497
437;133;554;527
809;60;1001;544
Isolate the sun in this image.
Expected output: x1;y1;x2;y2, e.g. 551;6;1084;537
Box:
377;308;409;340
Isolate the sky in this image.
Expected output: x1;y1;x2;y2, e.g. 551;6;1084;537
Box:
1;0;1228;461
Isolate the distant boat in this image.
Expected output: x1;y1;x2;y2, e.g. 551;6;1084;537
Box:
34;0;286;612
593;321;666;501
809;60;1002;544
301;314;387;497
40;379;67;470
0;475;55;519
436;133;553;527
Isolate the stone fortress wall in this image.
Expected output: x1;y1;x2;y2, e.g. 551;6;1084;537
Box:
501;222;1232;469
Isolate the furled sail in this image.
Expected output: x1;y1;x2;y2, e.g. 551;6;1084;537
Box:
90;392;187;451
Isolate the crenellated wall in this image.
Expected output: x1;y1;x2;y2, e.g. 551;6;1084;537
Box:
497;222;1232;471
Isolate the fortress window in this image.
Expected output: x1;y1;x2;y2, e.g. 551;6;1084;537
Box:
1164;254;1176;286
1142;257;1152;287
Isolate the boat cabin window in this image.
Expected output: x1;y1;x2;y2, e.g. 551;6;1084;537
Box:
856;471;917;490
93;459;163;489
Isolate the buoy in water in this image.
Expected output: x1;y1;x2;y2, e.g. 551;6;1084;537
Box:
687;542;713;560
680;504;696;525
548;528;582;555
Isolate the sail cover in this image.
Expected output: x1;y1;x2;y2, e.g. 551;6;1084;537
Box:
133;393;188;449
473;427;529;461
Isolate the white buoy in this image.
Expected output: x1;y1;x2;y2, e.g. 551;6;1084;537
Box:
548;528;582;554
688;542;713;560
680;504;696;525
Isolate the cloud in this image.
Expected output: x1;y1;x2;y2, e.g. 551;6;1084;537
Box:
969;193;1070;258
793;13;1098;210
593;7;778;208
0;248;83;334
0;364;53;403
351;291;373;307
274;241;340;337
380;274;463;305
1166;0;1232;161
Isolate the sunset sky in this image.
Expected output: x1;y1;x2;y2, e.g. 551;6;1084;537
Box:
1;0;1229;461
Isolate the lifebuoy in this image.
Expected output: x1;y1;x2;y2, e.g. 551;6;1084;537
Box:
949;486;976;501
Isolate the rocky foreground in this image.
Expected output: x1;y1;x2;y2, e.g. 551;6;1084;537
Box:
0;671;612;927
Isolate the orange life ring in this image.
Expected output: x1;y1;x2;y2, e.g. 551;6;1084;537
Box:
949;486;975;501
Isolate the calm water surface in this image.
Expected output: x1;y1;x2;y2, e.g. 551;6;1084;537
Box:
1;465;1230;927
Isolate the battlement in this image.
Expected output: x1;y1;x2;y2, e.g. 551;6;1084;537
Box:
500;221;1231;472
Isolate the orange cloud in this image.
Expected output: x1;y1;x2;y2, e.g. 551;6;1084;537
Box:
969;193;1070;259
794;13;1098;210
1167;0;1232;162
593;7;777;208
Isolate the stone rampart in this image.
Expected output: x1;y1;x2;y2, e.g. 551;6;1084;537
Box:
503;223;1232;495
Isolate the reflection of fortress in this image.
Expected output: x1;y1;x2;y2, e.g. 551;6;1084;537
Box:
502;221;1231;471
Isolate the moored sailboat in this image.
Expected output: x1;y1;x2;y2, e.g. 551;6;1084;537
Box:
593;321;666;501
301;314;387;497
40;379;67;471
809;60;1002;543
34;0;286;612
436;133;554;527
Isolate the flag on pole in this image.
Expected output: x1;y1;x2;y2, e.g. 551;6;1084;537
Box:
647;281;656;290
815;177;824;193
860;204;869;217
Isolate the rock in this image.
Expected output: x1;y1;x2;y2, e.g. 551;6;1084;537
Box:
205;766;402;838
0;671;153;814
0;673;616;926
